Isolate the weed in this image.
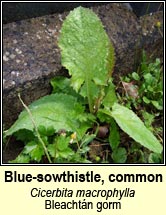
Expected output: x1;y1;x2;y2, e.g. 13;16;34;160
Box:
119;50;163;163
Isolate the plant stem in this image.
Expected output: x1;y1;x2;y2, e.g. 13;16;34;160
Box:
18;93;52;163
86;77;93;113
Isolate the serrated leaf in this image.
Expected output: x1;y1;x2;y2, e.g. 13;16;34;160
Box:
30;146;44;162
102;81;117;108
58;148;74;159
14;129;35;142
56;136;70;151
58;6;114;112
23;141;44;162
9;154;30;163
47;144;56;158
23;141;37;154
38;125;47;136
5;94;93;139
46;126;55;136
38;125;55;136
51;76;82;100
111;103;163;153
51;76;71;93
112;147;127;163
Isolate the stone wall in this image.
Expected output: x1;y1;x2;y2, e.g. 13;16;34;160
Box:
3;3;163;128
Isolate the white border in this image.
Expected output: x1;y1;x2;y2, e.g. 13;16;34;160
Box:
1;1;165;166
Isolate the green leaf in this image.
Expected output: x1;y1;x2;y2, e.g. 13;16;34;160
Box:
142;111;154;130
151;100;163;110
38;125;47;136
148;153;162;163
47;144;56;158
46;126;56;136
23;141;44;162
38;125;55;136
51;76;82;100
111;103;163;153
131;72;140;81
5;94;94;139
102;81;117;108
56;136;70;151
58;6;114;112
132;150;146;163
30;146;44;162
111;147;127;163
23;141;37;154
130;142;142;153
51;76;71;93
14;129;35;143
109;118;120;150
80;134;96;147
58;148;74;159
143;73;153;85
9;154;30;163
143;96;150;104
79;146;90;154
97;109;113;123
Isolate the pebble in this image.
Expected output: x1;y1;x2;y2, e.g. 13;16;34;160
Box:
11;71;19;77
11;81;16;85
16;59;21;63
5;51;10;56
3;55;9;61
58;14;63;22
13;39;18;44
15;48;22;54
11;71;16;75
36;34;41;39
10;54;16;59
143;32;147;36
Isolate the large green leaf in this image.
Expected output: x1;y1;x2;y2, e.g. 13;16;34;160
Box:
111;103;163;154
5;94;94;139
58;6;114;112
